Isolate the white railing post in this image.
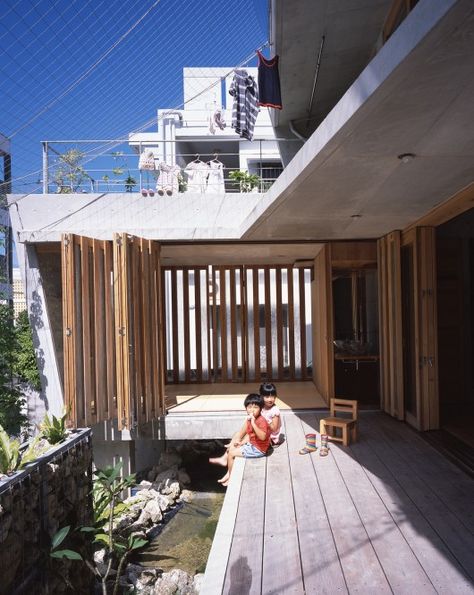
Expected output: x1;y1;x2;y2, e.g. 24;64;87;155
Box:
42;142;49;194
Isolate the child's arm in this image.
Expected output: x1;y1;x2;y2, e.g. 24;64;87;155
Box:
234;421;249;445
269;412;281;433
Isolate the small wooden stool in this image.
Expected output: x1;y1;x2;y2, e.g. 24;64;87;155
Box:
320;398;358;446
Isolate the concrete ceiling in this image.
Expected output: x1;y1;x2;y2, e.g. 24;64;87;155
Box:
242;0;474;241
160;243;323;266
272;0;392;159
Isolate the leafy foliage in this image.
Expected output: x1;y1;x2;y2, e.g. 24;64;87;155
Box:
0;304;27;435
40;411;68;445
50;462;146;594
13;310;41;391
229;170;261;192
53;149;91;193
0;424;48;474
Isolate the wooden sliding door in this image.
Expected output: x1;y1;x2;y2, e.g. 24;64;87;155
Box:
62;233;165;430
401;227;439;430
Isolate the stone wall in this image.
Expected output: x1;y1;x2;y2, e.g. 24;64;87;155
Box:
0;429;93;594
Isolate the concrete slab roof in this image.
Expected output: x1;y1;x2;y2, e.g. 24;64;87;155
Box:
242;0;474;240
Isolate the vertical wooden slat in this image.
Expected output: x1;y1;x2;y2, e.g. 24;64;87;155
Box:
183;269;191;383
264;267;272;379
253;267;261;382
241;266;248;383
103;240;116;418
160;267;168;387
195;268;203;382
211;267;218;382
141;239;152;422
155;243;166;414
171;268;179;384
230;267;238;381
287;266;295;380
312;246;334;402
219;267;228;382
62;234;77;427
299;268;307;380
93;239;106;423
276;267;283;380
113;233;131;430
80;236;94;427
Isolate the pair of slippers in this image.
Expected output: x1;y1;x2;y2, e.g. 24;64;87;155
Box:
141;188;155;197
298;433;329;456
156;188;173;196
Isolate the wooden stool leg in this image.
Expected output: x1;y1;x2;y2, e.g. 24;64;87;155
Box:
352;424;357;443
342;425;348;446
320;419;326;435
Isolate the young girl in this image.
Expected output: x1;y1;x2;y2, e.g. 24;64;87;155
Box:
209;394;271;486
259;382;283;446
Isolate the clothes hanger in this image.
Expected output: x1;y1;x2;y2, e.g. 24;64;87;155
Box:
193;154;202;163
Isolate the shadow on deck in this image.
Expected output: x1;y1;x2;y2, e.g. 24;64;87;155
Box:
201;411;474;594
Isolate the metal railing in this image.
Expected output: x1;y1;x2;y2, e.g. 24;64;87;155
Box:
41;138;285;195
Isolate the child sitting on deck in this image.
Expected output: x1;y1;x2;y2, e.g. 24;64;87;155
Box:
209;394;271;487
259;382;283;446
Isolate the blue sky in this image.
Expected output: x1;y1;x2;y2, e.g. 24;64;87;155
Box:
0;0;268;194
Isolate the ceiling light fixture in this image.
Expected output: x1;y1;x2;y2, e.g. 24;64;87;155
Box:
397;152;416;163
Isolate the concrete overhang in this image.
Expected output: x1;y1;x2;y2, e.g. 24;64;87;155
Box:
241;0;474;241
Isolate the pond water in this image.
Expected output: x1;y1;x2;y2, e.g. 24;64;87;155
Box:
134;446;227;575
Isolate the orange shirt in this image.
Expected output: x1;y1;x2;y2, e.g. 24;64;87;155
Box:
246;415;271;453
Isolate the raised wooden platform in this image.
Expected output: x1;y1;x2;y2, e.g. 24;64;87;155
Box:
165;381;326;412
202;411;474;594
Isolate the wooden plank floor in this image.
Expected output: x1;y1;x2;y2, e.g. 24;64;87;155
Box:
202;411;474;595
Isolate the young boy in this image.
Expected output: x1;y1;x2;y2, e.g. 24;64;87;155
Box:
209;394;271;487
260;382;283;446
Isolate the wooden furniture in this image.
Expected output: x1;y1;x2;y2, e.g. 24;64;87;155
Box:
320;398;358;446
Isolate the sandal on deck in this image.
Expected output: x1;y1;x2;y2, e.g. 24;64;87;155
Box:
299;433;317;455
320;434;329;457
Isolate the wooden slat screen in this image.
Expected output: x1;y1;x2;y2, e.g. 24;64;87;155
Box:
163;264;313;384
62;233;164;430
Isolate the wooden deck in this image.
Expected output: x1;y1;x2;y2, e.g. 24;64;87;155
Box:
202;411;474;594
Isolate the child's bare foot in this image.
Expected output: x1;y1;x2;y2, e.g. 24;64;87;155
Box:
220;479;229;487
217;472;229;484
209;454;227;467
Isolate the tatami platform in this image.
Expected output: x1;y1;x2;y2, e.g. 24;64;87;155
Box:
165;381;326;412
202;411;474;595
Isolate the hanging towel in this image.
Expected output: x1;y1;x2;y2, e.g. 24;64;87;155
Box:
257;51;282;109
229;69;259;140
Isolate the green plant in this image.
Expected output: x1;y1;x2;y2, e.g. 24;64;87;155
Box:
13;310;41;391
124;175;136;192
53;149;91;193
0;304;27;435
229;170;261;192
51;462;146;595
40;411;68;444
0;425;47;474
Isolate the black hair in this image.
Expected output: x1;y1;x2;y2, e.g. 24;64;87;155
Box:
244;393;264;409
259;382;277;396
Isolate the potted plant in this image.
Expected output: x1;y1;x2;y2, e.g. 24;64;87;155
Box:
124;175;137;192
229;170;261;192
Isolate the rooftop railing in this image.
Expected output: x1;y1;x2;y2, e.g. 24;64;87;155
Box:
41;137;286;195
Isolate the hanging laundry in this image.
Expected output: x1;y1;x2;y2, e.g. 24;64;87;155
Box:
184;157;210;193
208;108;227;134
138;149;156;171
229;69;259;140
206;159;225;194
156;162;181;195
257;51;282;109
